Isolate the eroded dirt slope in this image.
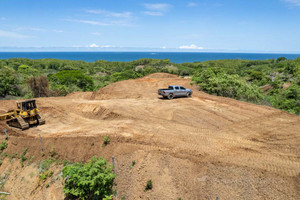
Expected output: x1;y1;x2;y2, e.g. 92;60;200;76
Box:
1;73;300;200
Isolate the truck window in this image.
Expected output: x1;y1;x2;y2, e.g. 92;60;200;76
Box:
180;86;185;90
175;86;179;90
168;86;174;90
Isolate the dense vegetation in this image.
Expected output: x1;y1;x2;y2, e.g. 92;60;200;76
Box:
0;57;299;114
62;156;115;200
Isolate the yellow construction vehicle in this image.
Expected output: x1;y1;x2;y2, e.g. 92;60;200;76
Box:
0;100;45;130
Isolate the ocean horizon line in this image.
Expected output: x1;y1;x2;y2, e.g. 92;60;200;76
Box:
0;51;299;63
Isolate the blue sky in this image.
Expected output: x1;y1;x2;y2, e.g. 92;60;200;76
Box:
0;0;300;52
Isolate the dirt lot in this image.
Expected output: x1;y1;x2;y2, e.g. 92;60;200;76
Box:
0;73;299;199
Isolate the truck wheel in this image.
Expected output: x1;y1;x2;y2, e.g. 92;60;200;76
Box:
168;93;174;100
187;92;191;97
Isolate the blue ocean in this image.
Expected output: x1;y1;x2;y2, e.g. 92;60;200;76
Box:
0;52;299;63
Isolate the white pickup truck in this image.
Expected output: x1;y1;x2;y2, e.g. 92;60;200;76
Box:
158;85;193;100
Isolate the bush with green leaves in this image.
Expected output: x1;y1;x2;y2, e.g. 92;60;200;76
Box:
39;157;54;172
17;64;39;77
144;180;153;191
39;170;54;181
62;156;116;200
49;70;94;93
269;84;300;114
193;69;264;103
110;70;141;82
20;148;28;166
0;140;7;151
102;135;110;147
0;66;20;97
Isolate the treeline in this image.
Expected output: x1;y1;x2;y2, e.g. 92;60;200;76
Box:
0;57;299;114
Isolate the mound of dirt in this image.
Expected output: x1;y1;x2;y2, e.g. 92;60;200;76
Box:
90;73;198;100
0;73;299;200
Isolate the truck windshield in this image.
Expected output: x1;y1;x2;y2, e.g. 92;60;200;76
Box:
168;86;174;90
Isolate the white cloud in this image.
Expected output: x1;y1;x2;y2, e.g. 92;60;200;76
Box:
65;18;132;26
187;2;197;7
89;44;100;48
66;19;110;26
161;46;167;49
29;27;46;31
89;44;114;48
0;29;30;38
143;11;164;16
79;20;110;26
143;3;171;11
143;3;171;16
179;44;204;50
86;9;132;18
283;0;300;6
16;27;63;33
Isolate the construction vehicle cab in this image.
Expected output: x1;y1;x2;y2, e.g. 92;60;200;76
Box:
0;99;45;130
17;100;37;111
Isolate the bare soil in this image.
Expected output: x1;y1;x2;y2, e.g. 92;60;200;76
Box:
0;73;299;200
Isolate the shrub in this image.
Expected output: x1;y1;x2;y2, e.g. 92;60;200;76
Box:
193;70;264;103
0;140;7;151
20;148;28;166
39;158;54;172
270;84;300;114
144;180;153;191
102;135;110;147
62;156;116;200
49;148;57;157
39;170;53;181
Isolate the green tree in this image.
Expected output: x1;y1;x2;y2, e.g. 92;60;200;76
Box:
110;70;141;82
49;70;94;93
0;66;20;97
17;64;38;77
276;57;287;62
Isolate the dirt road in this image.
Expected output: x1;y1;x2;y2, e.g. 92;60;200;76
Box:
1;73;299;199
